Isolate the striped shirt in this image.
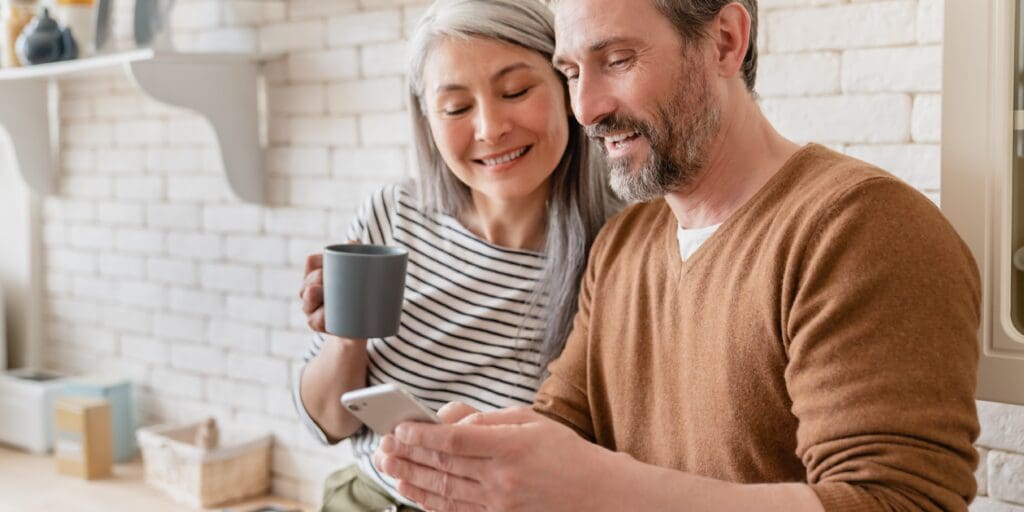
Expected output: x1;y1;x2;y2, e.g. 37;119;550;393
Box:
293;182;547;506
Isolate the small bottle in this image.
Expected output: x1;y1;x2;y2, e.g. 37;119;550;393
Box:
1;0;37;68
53;0;92;57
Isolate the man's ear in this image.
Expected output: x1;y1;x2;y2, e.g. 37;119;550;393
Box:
712;3;751;82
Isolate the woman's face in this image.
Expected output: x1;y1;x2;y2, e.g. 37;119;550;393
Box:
421;37;570;204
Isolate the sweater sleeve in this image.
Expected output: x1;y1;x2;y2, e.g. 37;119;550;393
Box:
785;178;981;511
531;212;610;442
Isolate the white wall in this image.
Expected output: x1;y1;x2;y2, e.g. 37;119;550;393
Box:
28;0;1024;508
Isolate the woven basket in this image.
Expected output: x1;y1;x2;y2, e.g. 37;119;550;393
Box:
136;421;272;508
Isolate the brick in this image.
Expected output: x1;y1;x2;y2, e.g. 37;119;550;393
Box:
62;175;112;199
291;117;360;147
206;378;265;411
266;387;297;418
989;451;1024;505
270;329;313;359
62;148;95;174
332;147;407;180
63;122;114;148
361;41;408;77
202;205;263;233
289;238;327;267
171;0;221;30
970;497;1024;512
149;368;203;399
98;253;146;279
147;258;197;285
168;287;225;316
220;1;275;26
147;203;202;230
328;78;405;114
978;447;990;497
48;249;98;274
269;85;326;115
844;144;940;191
288;48;359;83
61;98;93;120
93;95;144;120
208;319;269;353
195;27;259;52
226;235;289;265
260;20;326;53
167;175;230;202
200;263;260;293
115;176;164;200
115;228;164;255
227;353;290;386
149;148;204;173
263;267;303;299
328;10;401;46
68;324;117;353
103;305;152;333
265;208;327;237
842;46;942;93
69;225;115;250
978;401;1024;453
98;202;144;226
117;280;165;309
402;5;428;38
757;52;840;97
113;120;165;147
49;297;102;323
912;94;941;143
171;343;226;375
154;313;206;342
767;2;915;52
267;147;330;177
43;224;67;247
168;232;223;260
166;118;215;146
287;0;359;20
760;94;911;144
360;113;411;145
917;0;943;44
226;295;291;328
45;199;96;222
120;335;169;364
73;275;117;302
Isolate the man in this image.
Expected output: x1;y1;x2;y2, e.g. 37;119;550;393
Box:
373;0;981;510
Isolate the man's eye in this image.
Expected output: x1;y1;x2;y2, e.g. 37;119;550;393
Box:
610;58;632;69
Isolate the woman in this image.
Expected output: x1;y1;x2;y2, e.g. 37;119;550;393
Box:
294;0;620;510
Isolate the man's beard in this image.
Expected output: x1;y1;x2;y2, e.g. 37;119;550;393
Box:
587;62;721;203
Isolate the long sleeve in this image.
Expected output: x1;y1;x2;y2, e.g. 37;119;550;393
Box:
786;178;981;511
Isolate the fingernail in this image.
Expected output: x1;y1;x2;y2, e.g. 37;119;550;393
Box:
380;434;394;452
395;425;408;441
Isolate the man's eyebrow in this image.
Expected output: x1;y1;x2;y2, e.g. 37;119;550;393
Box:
435;62;533;94
553;36;639;68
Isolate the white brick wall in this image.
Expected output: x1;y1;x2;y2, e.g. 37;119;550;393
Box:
31;0;1024;508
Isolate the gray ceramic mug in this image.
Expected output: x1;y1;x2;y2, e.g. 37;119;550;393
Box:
322;244;408;339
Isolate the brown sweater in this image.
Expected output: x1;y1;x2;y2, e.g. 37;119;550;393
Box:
534;144;981;511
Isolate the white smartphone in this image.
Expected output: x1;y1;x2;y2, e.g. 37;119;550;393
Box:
341;383;441;435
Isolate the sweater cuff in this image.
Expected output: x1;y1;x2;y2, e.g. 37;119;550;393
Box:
809;482;880;512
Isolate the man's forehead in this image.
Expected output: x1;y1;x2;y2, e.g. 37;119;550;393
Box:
554;0;662;54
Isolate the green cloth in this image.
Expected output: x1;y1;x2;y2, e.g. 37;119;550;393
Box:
321;465;421;512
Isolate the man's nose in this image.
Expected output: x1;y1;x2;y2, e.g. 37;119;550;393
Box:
474;102;512;144
572;73;616;127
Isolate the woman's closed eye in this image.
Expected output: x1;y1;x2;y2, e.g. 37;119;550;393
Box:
503;87;531;99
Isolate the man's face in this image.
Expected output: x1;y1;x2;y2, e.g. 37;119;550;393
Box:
553;0;721;202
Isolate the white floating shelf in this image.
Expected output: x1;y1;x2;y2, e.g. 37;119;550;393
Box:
0;49;266;203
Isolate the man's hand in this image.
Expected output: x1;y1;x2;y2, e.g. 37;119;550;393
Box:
373;405;617;512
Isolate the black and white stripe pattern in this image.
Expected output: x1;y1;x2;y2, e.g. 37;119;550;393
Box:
294;182;546;505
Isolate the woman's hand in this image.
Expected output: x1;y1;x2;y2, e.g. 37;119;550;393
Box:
300;252;326;332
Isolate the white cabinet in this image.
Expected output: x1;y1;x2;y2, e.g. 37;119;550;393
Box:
942;0;1024;405
0;49;268;203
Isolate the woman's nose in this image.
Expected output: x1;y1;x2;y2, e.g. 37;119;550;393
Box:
474;103;512;144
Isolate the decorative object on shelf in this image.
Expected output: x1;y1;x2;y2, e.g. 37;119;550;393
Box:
92;0;111;52
136;420;272;508
0;0;36;68
133;0;173;50
15;7;77;65
194;416;219;451
0;368;67;453
61;376;135;462
54;396;113;479
53;0;93;57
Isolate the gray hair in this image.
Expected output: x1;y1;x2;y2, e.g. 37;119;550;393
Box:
408;0;620;377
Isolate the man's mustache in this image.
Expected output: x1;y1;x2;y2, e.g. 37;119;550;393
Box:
584;115;652;141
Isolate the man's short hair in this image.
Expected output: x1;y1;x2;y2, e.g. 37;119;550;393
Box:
651;0;759;91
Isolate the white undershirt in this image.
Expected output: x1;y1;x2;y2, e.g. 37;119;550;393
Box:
677;223;721;261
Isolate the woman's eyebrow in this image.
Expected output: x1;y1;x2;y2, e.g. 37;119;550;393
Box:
434;62;533;94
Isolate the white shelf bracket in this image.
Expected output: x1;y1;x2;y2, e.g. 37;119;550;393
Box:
0;79;53;195
128;56;264;204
